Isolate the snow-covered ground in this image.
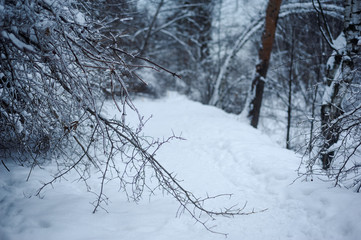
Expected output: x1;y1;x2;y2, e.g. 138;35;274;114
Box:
1;92;360;240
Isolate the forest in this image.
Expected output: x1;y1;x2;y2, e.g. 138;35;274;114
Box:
0;0;360;239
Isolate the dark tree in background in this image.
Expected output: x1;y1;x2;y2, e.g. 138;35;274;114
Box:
161;0;215;101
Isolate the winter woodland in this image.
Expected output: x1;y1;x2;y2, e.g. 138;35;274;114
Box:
0;0;360;239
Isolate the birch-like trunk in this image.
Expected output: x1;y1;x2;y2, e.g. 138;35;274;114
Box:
344;0;361;80
320;36;344;170
320;0;361;169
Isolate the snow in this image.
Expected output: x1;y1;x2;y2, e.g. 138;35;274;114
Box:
75;12;85;25
333;32;346;53
1;92;360;240
1;31;35;52
323;33;346;105
279;3;344;19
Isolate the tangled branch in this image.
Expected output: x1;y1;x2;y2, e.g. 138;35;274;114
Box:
0;0;256;235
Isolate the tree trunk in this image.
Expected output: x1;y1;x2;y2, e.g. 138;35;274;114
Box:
343;0;361;82
246;0;282;128
320;0;361;169
286;29;295;150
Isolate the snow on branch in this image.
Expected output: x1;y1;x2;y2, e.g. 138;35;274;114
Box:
0;0;255;235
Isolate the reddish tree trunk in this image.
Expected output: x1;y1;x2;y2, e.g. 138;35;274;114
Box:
248;0;282;128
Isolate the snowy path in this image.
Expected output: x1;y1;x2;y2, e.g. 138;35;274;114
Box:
1;92;360;240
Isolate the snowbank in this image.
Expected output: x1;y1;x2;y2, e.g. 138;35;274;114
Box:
0;92;360;240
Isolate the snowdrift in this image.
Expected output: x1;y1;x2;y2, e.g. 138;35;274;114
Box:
0;92;360;240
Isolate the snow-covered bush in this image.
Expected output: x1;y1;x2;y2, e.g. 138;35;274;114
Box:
0;1;248;230
1;0;87;155
0;0;158;158
0;0;167;202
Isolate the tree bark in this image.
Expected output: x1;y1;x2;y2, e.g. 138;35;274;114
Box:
286;29;295;150
320;0;361;169
320;49;343;169
247;0;282;128
344;0;361;80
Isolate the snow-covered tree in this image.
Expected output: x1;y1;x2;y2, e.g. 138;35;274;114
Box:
0;0;251;231
303;0;361;191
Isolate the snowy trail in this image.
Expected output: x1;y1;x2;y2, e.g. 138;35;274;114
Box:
1;92;360;240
